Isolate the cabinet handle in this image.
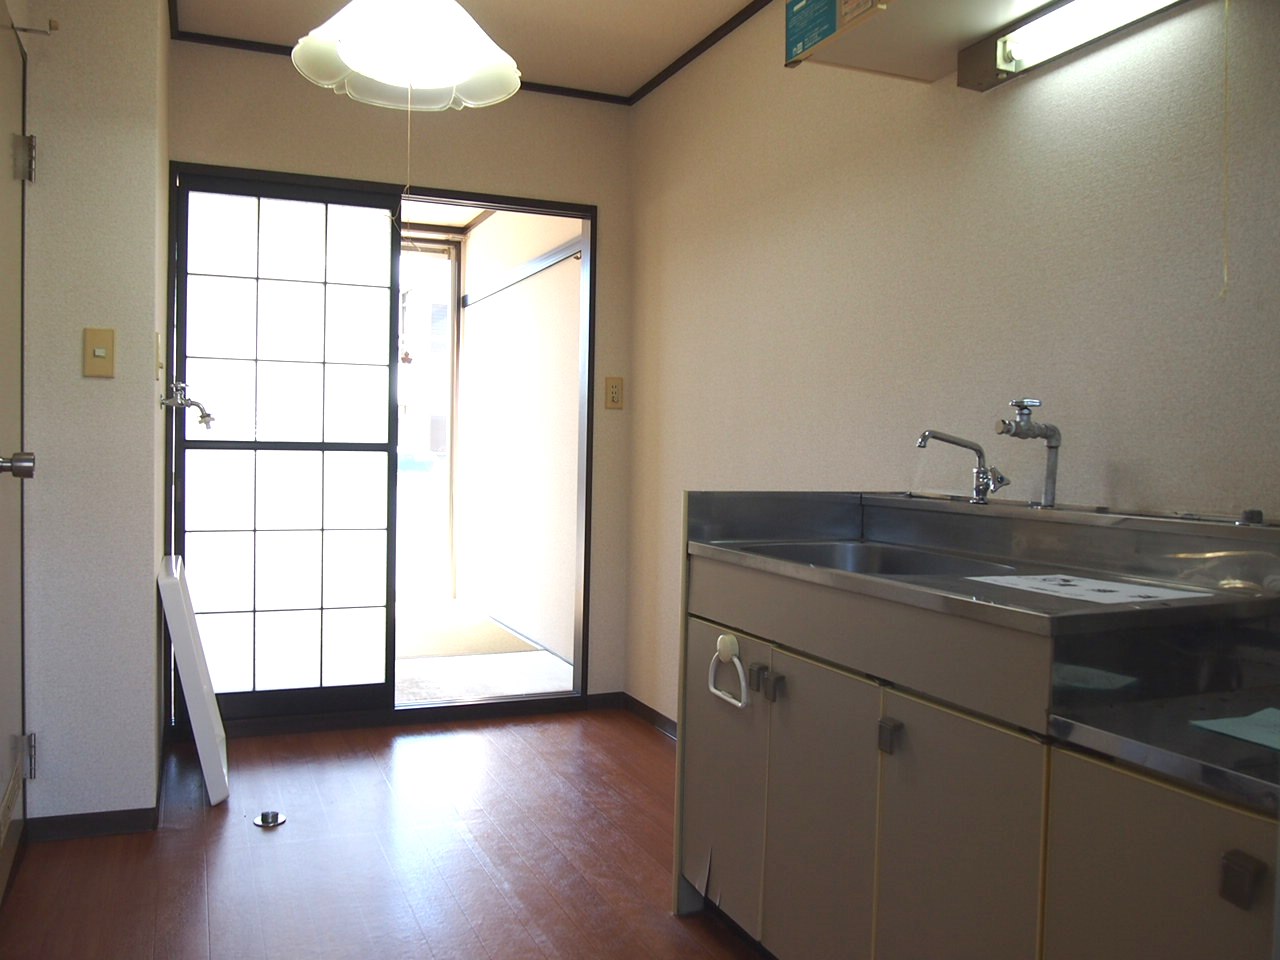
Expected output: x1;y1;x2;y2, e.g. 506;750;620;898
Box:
763;673;785;702
707;633;750;709
1220;849;1268;910
748;662;769;692
878;717;904;754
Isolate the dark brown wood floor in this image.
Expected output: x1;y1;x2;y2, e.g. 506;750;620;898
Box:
0;709;760;960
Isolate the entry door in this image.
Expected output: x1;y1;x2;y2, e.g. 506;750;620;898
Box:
172;173;399;720
0;15;26;894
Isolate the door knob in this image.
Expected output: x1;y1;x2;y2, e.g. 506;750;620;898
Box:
0;452;33;479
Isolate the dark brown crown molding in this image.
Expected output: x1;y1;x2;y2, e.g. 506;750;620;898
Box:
168;0;774;106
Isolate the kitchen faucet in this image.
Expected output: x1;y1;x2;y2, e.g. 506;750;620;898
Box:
916;430;1009;504
996;398;1061;508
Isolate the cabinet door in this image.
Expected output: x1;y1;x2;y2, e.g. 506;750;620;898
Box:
680;617;770;938
762;649;881;960
1044;749;1276;960
875;691;1045;960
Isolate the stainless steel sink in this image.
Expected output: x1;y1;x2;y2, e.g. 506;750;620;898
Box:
732;540;1016;578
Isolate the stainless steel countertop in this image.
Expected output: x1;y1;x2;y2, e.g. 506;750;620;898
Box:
687;491;1280;637
689;539;1272;638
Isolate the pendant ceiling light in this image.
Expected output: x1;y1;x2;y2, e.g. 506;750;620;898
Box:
292;0;521;111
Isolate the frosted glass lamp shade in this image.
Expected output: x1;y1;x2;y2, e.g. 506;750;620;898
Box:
292;0;521;111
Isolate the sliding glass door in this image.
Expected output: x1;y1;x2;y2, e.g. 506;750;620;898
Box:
170;171;399;720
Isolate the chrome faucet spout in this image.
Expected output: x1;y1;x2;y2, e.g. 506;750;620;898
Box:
916;430;1008;504
917;430;986;468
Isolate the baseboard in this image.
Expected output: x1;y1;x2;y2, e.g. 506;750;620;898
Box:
179;689;676;742
588;691;677;739
0;813;21;908
25;806;158;843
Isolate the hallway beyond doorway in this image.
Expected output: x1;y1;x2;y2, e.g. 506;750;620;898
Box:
394;598;572;705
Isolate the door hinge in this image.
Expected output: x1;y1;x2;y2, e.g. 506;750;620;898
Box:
25;732;36;780
15;135;36;183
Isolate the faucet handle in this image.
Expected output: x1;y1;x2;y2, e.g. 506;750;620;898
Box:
988;465;1010;492
1010;398;1041;411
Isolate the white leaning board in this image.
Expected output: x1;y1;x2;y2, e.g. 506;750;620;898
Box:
158;556;229;805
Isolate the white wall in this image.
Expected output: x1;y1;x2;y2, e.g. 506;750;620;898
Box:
169;43;633;696
22;0;168;817
626;0;1280;718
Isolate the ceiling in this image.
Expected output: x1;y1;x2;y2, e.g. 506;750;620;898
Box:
171;0;770;104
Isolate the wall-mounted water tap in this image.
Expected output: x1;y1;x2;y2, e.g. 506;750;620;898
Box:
161;381;215;429
996;398;1061;508
916;430;1009;504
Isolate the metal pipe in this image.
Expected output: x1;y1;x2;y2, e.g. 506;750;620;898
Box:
1043;444;1058;509
996;399;1060;508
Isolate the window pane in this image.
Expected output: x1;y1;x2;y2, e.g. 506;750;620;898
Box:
323;364;388;443
257;450;322;530
196;612;254;694
258;280;324;362
185;450;254;531
326;204;391;286
184;531;254;612
255;610;321;690
255;530;322;610
326;284;390;365
186;276;257;359
324;530;386;607
259;198;326;282
258;361;323;442
324;451;387;529
184;358;256;440
322;607;385;687
187;192;258;278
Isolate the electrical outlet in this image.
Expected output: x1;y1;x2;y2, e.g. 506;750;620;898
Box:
604;377;624;410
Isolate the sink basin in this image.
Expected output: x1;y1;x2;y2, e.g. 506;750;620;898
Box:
732;540;1016;578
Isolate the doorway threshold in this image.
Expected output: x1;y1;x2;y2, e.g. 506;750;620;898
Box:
394;650;573;707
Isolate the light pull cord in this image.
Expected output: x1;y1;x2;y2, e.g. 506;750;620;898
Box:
396;85;429;256
1218;0;1230;299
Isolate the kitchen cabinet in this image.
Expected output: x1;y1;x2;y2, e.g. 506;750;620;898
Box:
874;690;1045;960
761;646;880;959
680;617;1043;960
1043;749;1276;960
679;617;770;938
680;491;1280;960
679;617;880;956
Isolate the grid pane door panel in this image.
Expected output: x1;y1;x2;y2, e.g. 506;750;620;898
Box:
177;186;395;703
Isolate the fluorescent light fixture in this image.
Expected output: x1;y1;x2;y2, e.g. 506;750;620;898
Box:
292;0;521;111
958;0;1191;92
999;0;1186;72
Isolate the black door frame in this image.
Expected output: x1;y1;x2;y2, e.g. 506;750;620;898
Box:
165;162;598;729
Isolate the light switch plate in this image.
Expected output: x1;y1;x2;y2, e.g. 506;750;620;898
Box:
83;328;115;378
